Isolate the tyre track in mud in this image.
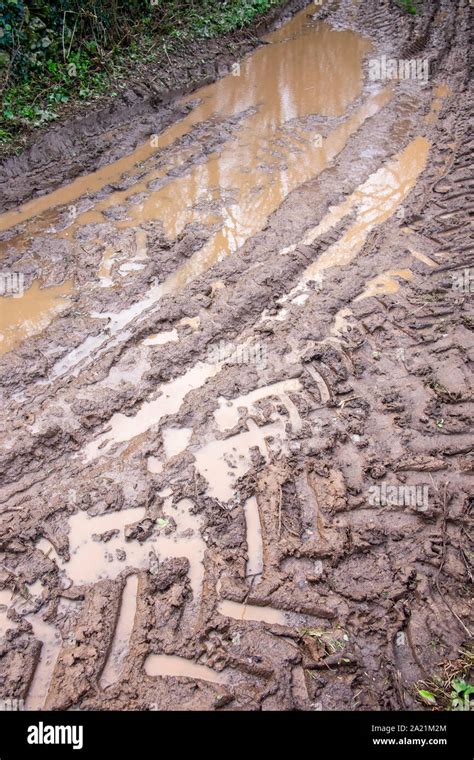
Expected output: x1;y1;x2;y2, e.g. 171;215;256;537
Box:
0;0;472;711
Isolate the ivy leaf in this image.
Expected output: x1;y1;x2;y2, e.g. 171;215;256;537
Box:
452;679;468;694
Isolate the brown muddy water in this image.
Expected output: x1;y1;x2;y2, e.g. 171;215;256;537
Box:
0;280;71;356
0;12;371;234
278;136;429;296
144;654;227;685
100;575;138;689
0;10;381;359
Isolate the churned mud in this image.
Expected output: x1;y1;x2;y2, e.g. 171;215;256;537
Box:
0;0;472;712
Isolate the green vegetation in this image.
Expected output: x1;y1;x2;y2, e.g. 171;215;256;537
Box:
416;647;474;711
450;678;474;711
0;0;284;152
396;0;419;14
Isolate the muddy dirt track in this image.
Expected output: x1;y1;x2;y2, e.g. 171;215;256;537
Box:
0;0;472;712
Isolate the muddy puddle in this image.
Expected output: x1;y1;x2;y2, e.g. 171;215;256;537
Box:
143;329;178;346
218;600;287;625
218;599;332;629
0;12;372;236
355;269;413;300
0;280;71;356
195;420;288;501
0;591;11;639
0;587;67;710
0;10;382;364
162;427;193;459
145;654;227;685
273;135;430;308
243;497;264;580
100;575;138;689
25;614;62;710
84;362;219;461
40;498;204;601
192;378;303;500
214;379;301;432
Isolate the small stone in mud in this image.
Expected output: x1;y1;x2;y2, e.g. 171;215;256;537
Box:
148;550;160;576
313;560;323;577
369;463;387;479
116;549;126;561
214;694;233;709
92;530;120;543
124;518;154;542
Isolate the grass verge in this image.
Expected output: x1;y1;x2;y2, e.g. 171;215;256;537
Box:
0;0;286;156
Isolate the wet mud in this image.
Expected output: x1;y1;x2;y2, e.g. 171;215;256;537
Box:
0;0;472;712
